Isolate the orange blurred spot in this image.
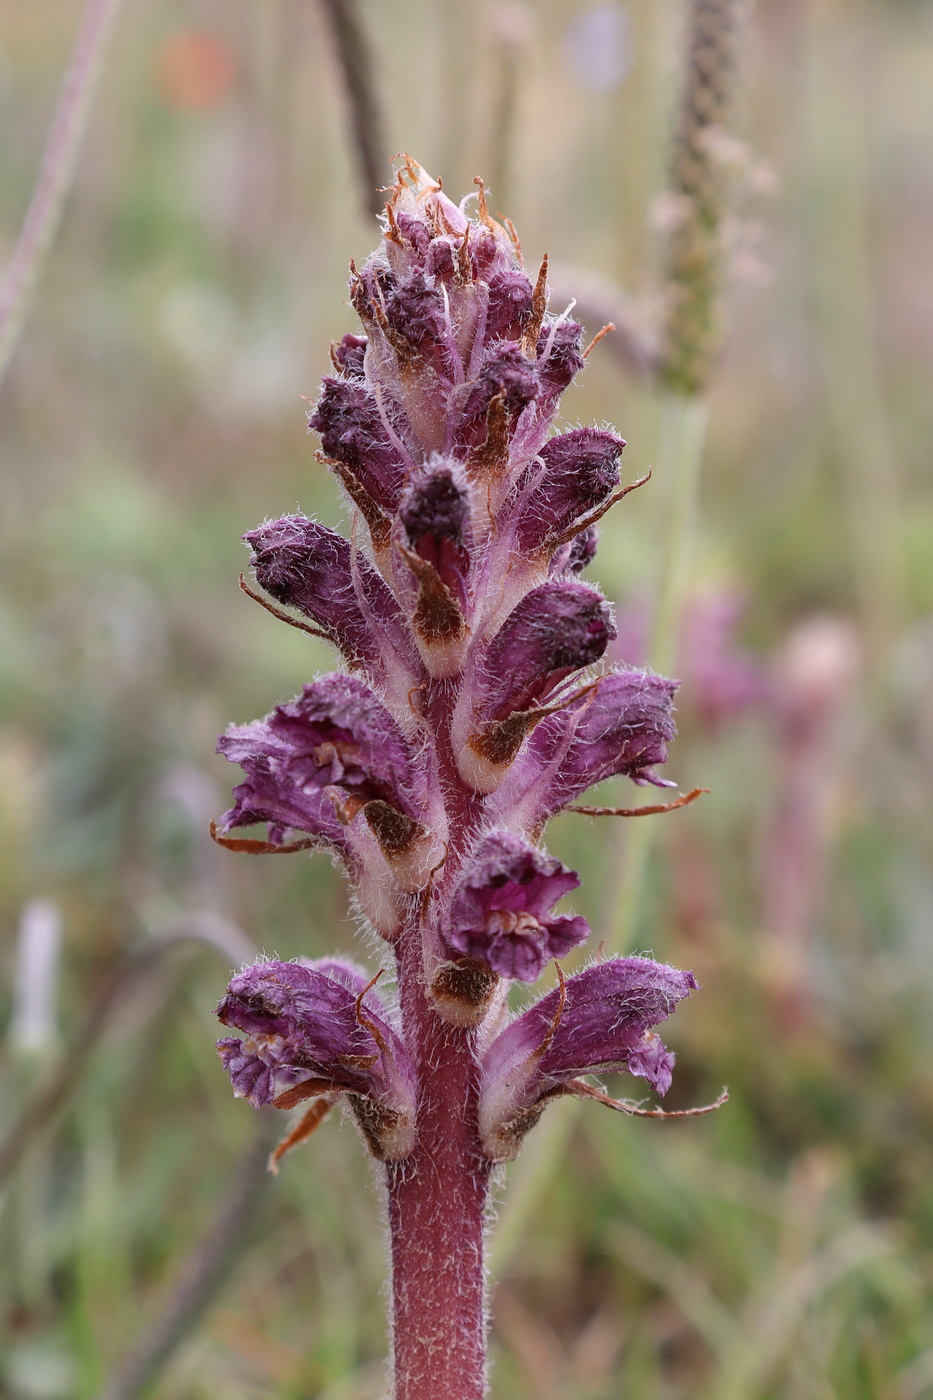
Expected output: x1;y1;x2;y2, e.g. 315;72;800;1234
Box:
155;30;236;111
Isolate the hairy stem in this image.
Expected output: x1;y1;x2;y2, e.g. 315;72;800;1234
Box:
387;934;490;1400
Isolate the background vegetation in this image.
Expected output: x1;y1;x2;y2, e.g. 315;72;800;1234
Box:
2;1;932;1396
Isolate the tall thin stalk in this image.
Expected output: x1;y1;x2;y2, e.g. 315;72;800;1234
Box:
0;0;125;390
319;0;388;221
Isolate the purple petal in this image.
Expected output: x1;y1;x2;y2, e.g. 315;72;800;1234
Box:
550;525;600;576
245;515;417;679
478;957;697;1158
215;960;416;1156
516;429;624;555
384;271;454;375
444;831;590;981
308;377;410;510
492;669;678;829
217;1036;277;1108
216;673;425;846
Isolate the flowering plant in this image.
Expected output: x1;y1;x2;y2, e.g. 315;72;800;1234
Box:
213;158;701;1400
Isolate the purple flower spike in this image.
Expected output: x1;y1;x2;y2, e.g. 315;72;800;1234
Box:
213;158;704;1400
441;830;590;982
478;958;698;1160
216;958;416;1159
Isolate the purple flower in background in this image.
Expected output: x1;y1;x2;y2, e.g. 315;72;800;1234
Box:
613;588;768;732
212;158;704;1400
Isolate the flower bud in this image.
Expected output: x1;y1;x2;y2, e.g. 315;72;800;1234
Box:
309;377;410;510
245;515;419;695
515;429;625;556
216;674;440;873
453;582;616;792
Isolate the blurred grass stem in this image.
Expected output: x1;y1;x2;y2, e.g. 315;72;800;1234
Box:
320;0;387;221
804;0;905;657
0;916;255;1186
606;392;709;950
98;1125;277;1400
0;0;125;390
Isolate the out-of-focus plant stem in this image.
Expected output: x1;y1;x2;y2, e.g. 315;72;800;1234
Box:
97;1122;278;1400
0;915;255;1186
319;0;387;221
607;392;709;949
803;0;905;659
607;0;746;953
0;0;125;391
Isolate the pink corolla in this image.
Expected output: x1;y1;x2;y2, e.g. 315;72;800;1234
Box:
212;158;701;1400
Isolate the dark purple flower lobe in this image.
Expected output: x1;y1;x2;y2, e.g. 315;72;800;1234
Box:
309;376;409;510
478;957;697;1159
332;332;368;379
384;271;452;372
455;344;539;450
516;429;625;555
551;525;600;576
485;266;535;341
399;461;471;601
442;831;590;981
245;515;415;677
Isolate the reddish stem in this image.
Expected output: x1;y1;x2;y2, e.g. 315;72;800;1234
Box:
386;936;490;1400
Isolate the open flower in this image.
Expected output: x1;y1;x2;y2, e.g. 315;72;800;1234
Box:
217;958;416;1159
479;958;698;1160
442;831;590;981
